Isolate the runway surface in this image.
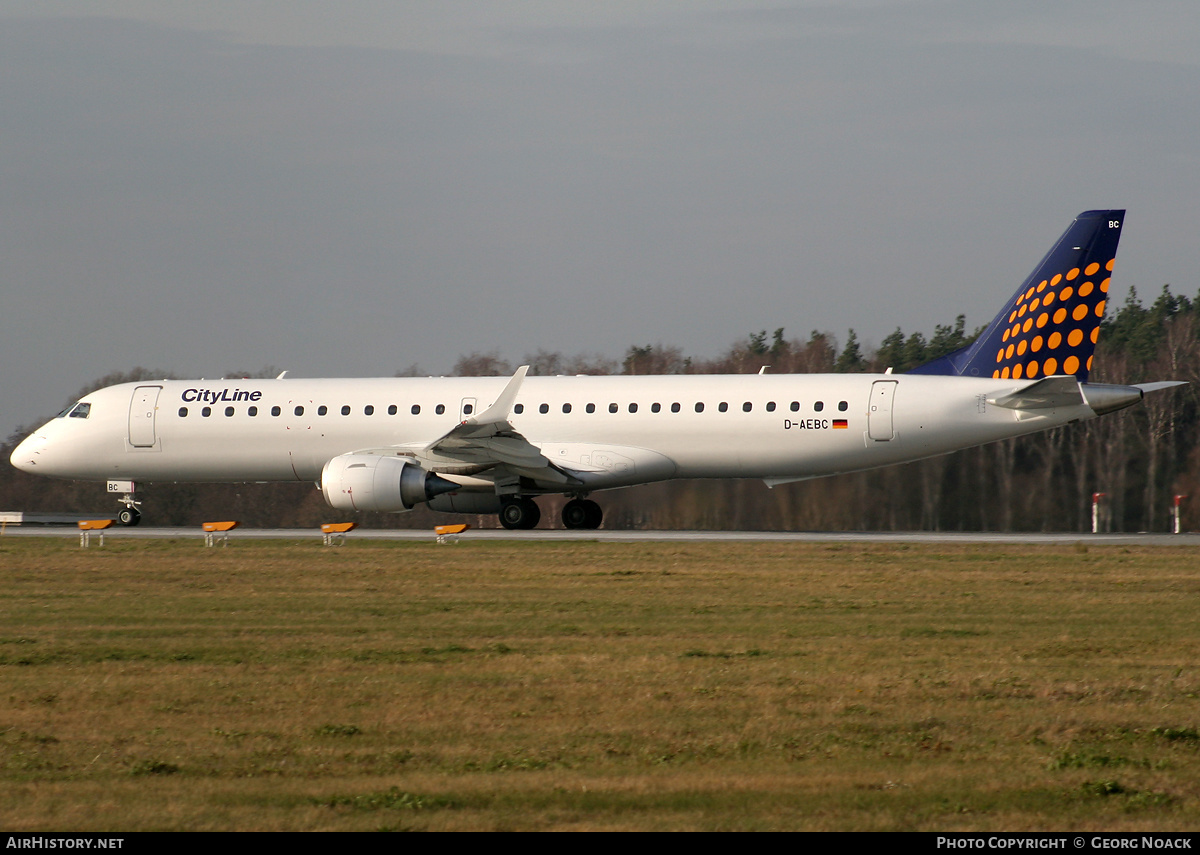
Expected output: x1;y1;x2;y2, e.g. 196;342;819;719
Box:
4;525;1199;546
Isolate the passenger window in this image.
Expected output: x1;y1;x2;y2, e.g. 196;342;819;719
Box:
609;403;618;413
178;407;188;417
341;405;351;415
562;403;572;413
695;402;704;413
248;406;258;416
202;407;212;417
294;406;304;416
671;403;681;413
586;403;596;413
838;401;848;411
271;406;281;416
790;401;800;412
411;404;421;415
539;403;549;414
436;404;446;415
462;404;473;415
651;403;662;413
719;402;729;412
766;402;776;412
365;405;374;415
514;404;524;414
742;402;753;412
814;401;824;412
388;405;397;415
318;405;328;416
225;407;235;417
629;403;638;413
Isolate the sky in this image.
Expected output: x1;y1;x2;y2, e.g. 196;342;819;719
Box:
3;1;1200;437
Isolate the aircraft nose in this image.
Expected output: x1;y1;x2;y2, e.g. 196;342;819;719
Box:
10;432;48;473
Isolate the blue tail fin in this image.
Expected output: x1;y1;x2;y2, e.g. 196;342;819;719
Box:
910;210;1124;382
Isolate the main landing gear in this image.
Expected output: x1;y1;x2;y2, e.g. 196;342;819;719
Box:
498;497;604;530
561;498;603;530
499;497;542;530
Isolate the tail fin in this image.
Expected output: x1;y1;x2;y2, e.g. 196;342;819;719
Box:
910;210;1124;382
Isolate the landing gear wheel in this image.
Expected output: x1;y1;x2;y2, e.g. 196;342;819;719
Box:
499;497;541;530
117;507;142;527
562;499;603;530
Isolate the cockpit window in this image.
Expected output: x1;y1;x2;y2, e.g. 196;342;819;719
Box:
68;403;91;419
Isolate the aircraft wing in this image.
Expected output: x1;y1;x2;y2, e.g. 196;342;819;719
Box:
422;366;582;486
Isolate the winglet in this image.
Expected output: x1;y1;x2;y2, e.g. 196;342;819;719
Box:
466;365;529;426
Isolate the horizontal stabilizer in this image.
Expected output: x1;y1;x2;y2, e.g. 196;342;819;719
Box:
987;375;1083;410
1135;381;1188;394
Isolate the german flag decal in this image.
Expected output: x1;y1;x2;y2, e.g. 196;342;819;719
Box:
833;419;848;429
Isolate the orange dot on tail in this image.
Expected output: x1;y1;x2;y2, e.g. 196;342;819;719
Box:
1064;355;1080;374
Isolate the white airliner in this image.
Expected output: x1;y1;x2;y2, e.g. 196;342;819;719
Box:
10;210;1183;529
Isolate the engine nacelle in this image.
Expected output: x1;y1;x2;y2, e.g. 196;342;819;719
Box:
320;454;459;512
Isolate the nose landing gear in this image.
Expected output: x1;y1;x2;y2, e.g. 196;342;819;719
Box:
108;480;142;526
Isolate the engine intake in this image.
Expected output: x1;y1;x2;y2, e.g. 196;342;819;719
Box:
321;454;459;512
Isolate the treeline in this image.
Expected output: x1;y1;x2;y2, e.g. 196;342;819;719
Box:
3;285;1199;531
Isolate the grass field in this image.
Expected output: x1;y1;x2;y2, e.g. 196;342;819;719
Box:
1;536;1198;831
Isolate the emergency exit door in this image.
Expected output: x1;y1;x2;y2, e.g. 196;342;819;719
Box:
128;386;162;448
867;380;897;441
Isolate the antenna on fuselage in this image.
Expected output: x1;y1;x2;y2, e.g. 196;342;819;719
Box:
276;371;288;379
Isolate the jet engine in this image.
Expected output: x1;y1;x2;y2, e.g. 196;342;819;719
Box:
320;454;459;512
